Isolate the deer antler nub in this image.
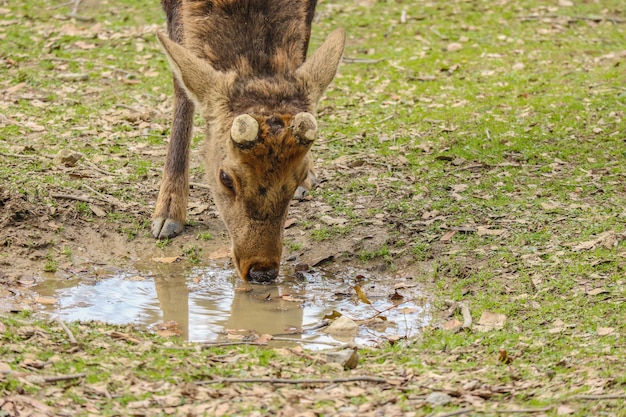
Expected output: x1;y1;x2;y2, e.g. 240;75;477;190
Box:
291;112;318;144
231;114;259;144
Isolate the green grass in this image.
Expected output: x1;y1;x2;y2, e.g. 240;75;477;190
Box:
1;0;625;415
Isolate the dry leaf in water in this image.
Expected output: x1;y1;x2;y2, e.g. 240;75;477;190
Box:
353;285;371;304
152;256;181;264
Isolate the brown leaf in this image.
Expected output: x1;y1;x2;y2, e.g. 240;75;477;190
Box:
597;327;615;336
440;230;456;242
35;296;57;305
499;349;513;364
74;41;96;50
442;319;463;331
89;203;106;217
475;311;507;332
476;226;507;236
152;256;181;264
389;290;404;300
109;331;141;344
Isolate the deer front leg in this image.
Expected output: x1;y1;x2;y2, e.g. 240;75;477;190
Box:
294;151;317;200
152;78;195;239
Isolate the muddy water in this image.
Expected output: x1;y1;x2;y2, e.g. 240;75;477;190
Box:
33;261;430;348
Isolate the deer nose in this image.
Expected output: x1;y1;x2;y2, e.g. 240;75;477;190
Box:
248;266;278;283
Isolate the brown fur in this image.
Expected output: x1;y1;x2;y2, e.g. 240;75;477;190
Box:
153;0;345;282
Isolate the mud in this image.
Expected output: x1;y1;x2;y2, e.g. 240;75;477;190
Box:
0;185;429;344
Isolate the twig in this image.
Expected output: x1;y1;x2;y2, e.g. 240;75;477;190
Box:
83;160;119;177
342;57;384;64
373;114;394;125
303;320;330;332
70;0;82;16
458;302;472;329
520;14;625;24
199;341;268;348
51;193;96;204
43;373;85;383
449;163;490;174
574;394;626;400
361;298;420;321
493;408;553;413
48;1;74;9
55;317;77;345
197;375;392;386
0;151;48;160
82;184;126;208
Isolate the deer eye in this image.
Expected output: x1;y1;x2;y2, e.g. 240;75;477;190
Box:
219;170;234;190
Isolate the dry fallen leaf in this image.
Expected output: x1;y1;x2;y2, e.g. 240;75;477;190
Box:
476;226;507;236
89;204;106;217
597;327;615;336
474;311;507;332
557;405;576;415
499;349;513;365
440;230;456;242
389;290;404;301
35;296;57;305
152;256;181;264
442;319;463;331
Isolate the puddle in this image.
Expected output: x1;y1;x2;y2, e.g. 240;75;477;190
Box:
32;261;430;349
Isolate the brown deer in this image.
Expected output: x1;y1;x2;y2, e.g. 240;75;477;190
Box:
152;0;345;282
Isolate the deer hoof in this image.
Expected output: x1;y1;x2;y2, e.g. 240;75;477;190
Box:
152;217;184;239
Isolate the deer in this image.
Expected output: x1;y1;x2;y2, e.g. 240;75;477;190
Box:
152;0;345;283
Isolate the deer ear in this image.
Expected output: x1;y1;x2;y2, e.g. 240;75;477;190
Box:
156;31;219;104
296;28;346;104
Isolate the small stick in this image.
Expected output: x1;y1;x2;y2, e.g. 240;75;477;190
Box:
197;375;392;386
82;184;126;207
83;160;119;177
55;317;77;345
51;193;96;204
199;341;268;348
0;151;47;160
574;394;626;400
458;302;472;329
493;407;553;413
520;14;624;24
43;373;85;383
342;57;384;64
